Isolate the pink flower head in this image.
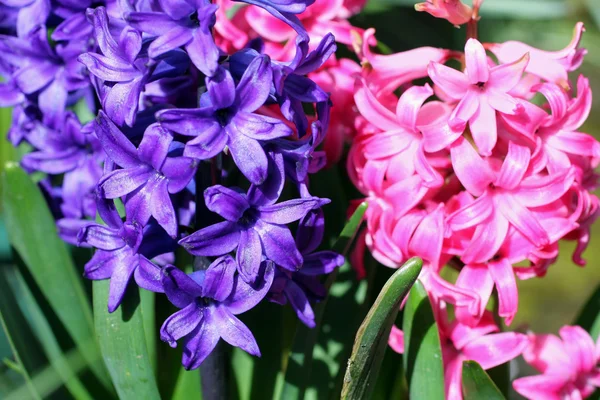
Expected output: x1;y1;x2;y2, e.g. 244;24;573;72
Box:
415;0;473;26
486;22;587;87
428;38;529;156
513;326;600;400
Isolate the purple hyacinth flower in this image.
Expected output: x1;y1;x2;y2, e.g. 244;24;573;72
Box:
269;209;344;327
179;184;329;283
0;25;89;126
95;111;198;238
158;55;292;185
1;0;49;37
51;0;111;42
79;7;150;127
234;0;313;37
160;257;274;370
274;34;335;136
125;0;219;76
78;198;173;312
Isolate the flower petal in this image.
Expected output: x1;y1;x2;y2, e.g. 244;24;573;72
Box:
236;55;273;112
259;197;328;225
161;264;203;308
213;306;260;356
488;258;518;325
462;331;528;369
181;313;220;370
255;221;302;271
224;262;274;314
488;53;530;92
495;141;531;190
465;38;490;85
203;256;237;302
160;302;203;348
137;123;172;171
94;110;140;168
204;185;249;222
237;228;263;284
179;221;241;256
450;137;494;196
353;78;399;131
469;100;497;156
98;165;153;199
427;62;469;100
227;126;269;185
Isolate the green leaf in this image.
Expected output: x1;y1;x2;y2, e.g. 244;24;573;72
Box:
403;280;444;400
93;281;161;400
172;367;202;400
575;285;600;340
279;202;368;400
461;361;506;400
0;163;112;391
342;258;422;400
6;264;94;400
139;290;157;373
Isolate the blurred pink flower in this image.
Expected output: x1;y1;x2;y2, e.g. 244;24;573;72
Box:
513;326;600;400
415;0;473;26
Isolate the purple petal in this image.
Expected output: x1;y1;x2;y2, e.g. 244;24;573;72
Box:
295;33;336;75
162;264;203;308
247;151;285;207
204;185;249;222
38;80;67;127
255;221;302;271
12;62;57;94
236;55;273;112
125;12;180;36
259;197;329;225
158;107;219;136
213;306;260;356
284;74;329;102
227;127;268;185
284;280;315;328
119;26;142;64
87;7;122;60
237;229;263;284
232;112;293;140
107;253;138;312
179;221;241;256
78;52;140;82
94;111;140;168
295;209;324;254
301;251;344;275
103;78;145;127
185;16;219;77
162;157;198;193
202;256;236;302
224;261;274;314
57;218;93;246
158;0;196;19
184;125;227;159
207;67;236;109
135;256;165;293
181;312;220;370
17;0;50;37
96;197;123;229
150;178;178;238
148;26;193;59
83;249;124;280
78;223;124;250
98;165;153;199
124;177;157;228
160;302;204;348
21;148;82;174
138;123;172;171
52;12;91;41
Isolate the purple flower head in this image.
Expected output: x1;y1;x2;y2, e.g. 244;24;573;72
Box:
52;0;112;42
125;0;219;76
78;197;175;312
160;257;274;370
233;0;314;38
0;25;89;126
95;111;198;238
79;6;150;127
269;209;344;327
179;184;329;284
1;0;50;37
158;55;293;185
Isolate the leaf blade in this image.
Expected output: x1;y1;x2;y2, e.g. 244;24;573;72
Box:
341;258;422;399
575;285;600;340
461;361;506;400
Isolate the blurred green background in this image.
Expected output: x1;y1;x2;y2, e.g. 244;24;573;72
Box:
0;0;599;398
351;0;600;335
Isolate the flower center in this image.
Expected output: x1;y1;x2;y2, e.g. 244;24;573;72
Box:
238;208;259;229
215;107;234;127
476;81;486;89
189;11;200;26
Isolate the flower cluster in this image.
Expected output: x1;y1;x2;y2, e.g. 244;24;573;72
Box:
346;1;599;398
0;0;359;369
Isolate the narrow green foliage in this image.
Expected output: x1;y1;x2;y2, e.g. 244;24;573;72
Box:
575;285;600;340
93;281;161;400
403;280;444;400
342;258;422;400
461;361;506;400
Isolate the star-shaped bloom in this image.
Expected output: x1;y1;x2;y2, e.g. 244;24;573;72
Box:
95;111;198;237
158;55;293;185
179;185;329;283
160;258;274;369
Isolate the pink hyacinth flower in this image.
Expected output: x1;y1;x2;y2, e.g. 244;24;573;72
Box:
415;0;473;26
486;22;587;87
513;326;600;399
428;38;529;156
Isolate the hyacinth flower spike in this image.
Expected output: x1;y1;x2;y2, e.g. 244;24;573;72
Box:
158;55;293;185
95;111;198;238
234;0;315;37
160;258;274;370
179;185;329;284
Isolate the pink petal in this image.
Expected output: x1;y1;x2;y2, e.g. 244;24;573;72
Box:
354;78;400;131
469;101;497;156
546;130;600;159
487;90;523;115
559;326;597;373
420;269;480;312
465;38;490;85
408;204;444;267
513;375;569;400
396;83;433;131
462;331;528;369
392;210;426;256
384;175;429;217
450;137;494;196
388;325;404;354
449;90;480;132
495;141;531;190
363;129;415;159
449;312;498;350
522;333;571;374
447;192;493;231
488;258;518;325
563;75;592;131
415;145;444;188
487;53;530;92
535;82;570;125
454;264;494;326
427;61;469;101
419;102;463;152
462;211;508;264
515;167;575;208
497;194;549;248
